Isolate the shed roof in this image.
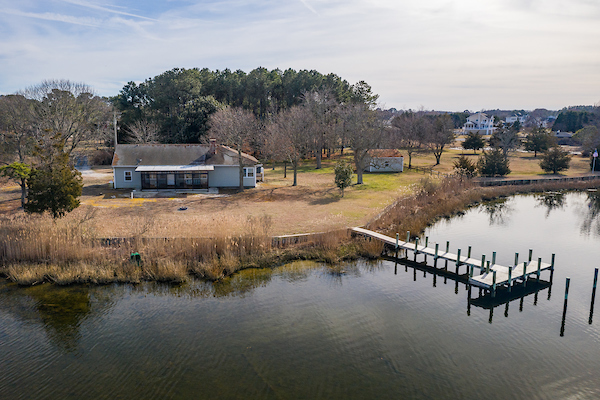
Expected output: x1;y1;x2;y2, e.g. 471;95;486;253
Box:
112;144;258;167
368;149;403;158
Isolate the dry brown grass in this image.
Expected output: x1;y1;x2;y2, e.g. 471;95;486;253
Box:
0;208;364;285
368;175;600;237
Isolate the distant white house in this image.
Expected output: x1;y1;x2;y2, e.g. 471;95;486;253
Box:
112;139;263;191
463;112;496;135
505;114;528;125
365;149;404;172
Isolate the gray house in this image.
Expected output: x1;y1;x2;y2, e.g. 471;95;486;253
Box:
112;140;263;191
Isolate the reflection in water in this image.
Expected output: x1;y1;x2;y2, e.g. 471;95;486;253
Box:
0;283;116;352
479;198;513;225
580;191;600;235
535;192;566;217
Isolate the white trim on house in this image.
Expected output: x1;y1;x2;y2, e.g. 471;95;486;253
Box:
124;171;132;181
135;165;215;172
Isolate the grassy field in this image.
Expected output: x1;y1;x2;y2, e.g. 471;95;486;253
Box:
0;146;596;237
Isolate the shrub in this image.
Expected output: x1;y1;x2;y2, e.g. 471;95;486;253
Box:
477;149;510;177
539;147;571;174
334;161;353;197
453;155;477;178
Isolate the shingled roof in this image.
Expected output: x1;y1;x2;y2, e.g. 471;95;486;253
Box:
367;149;403;158
112;144;258;167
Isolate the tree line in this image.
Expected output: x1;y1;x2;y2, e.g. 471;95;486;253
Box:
111;67;378;145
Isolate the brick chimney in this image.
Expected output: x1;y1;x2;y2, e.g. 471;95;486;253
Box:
209;138;216;155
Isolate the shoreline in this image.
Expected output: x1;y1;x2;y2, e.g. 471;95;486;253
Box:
2;177;600;287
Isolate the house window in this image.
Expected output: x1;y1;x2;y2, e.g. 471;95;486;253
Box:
124;171;132;181
244;167;254;178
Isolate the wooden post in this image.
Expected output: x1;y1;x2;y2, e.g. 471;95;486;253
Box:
508;266;512;292
551;253;555;271
486;261;490;274
529;249;533;262
480;255;486;273
522;261;527;287
446;241;450;253
565;277;571;300
492;270;497;298
514;252;519;267
406;231;410;243
435;243;439;259
425;236;429;247
469;265;474;278
468;246;472;259
395;233;399;259
414;237;419;261
590;268;599;325
537;257;541;281
492;251;496;265
456;249;462;267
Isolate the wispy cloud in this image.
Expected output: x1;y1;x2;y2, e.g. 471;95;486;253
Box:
58;0;157;20
0;0;599;110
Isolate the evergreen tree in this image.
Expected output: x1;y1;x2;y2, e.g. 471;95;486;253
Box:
539;147;571;174
25;135;83;218
477;149;511;177
462;131;485;154
334;161;353;197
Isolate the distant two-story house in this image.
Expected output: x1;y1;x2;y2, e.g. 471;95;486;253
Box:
112;139;263;191
463;112;496;135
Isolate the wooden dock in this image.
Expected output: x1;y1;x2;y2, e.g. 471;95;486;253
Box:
351;227;555;295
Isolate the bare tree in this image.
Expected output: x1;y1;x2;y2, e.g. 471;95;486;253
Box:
490;122;521;157
342;104;383;184
302;91;338;169
425;114;455;165
208;107;258;191
390;111;427;169
20;79;113;154
266;106;313;186
128;118;160;144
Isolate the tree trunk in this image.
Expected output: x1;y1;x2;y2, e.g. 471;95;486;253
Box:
293;159;298;186
19;178;26;208
284;161;287;178
316;147;322;169
354;153;364;185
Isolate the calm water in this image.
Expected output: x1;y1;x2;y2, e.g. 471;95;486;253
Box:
2;191;600;399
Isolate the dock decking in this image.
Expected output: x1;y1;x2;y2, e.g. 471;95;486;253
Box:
351;227;555;294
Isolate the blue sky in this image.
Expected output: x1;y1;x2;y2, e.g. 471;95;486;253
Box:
1;0;599;111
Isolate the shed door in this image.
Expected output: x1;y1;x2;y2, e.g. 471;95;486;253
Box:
167;174;175;186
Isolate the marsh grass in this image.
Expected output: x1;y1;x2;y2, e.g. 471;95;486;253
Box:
0;208;363;286
368;175;600;237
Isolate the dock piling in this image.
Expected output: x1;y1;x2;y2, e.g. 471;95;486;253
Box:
537;258;541;281
508;266;512;292
492;251;496;265
468;246;472;259
446;241;450;253
522;261;527;287
589;268;598;325
529;249;533;262
435;243;439;259
514;252;519;266
456;249;462;266
492;270;497;298
481;255;486;273
406;231;410;243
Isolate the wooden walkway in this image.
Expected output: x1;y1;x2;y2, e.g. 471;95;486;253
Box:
351;227;555;294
